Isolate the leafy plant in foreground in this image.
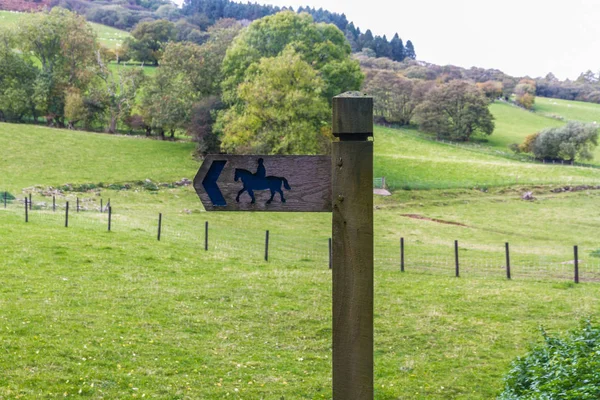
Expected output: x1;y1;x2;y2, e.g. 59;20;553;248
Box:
499;320;600;399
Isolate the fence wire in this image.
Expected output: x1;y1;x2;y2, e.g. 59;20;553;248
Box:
2;193;599;283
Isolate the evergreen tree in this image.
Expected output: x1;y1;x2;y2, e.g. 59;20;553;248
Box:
405;40;416;59
390;33;405;62
360;29;374;51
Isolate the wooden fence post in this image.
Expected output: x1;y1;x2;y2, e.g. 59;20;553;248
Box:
204;221;208;251
574;245;579;284
455;240;459;277
332;92;374;400
157;213;162;241
264;230;269;261
65;201;69;228
400;237;405;272
505;242;511;280
29;193;32;210
108;206;112;231
4;191;6;208
53;195;56;212
77;197;80;213
25;198;28;222
100;198;103;213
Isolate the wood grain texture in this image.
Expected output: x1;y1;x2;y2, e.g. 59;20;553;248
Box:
193;155;331;212
332;92;373;137
332;141;373;400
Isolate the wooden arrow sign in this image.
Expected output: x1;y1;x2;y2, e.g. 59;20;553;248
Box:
193;155;332;212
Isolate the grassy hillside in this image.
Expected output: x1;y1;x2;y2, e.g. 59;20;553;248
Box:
535;96;600;123
487;101;563;150
3;121;600;192
374;125;600;189
432;99;600;166
0;10;130;49
0;123;196;191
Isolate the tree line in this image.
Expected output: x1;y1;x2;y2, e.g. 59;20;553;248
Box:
0;9;364;155
48;0;417;63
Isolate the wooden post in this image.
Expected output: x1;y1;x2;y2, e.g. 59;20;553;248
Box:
400;237;405;272
455;240;460;277
77;197;80;213
332;92;374;400
574;245;579;284
157;213;162;241
264;230;269;261
204;221;208;251
65;201;69;228
29;193;32;210
4;191;6;208
100;198;103;213
25;198;28;222
505;242;511;280
382;176;386;189
53;195;56;212
329;238;332;269
108;206;112;231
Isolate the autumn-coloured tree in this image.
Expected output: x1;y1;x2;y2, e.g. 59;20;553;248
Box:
514;78;536;109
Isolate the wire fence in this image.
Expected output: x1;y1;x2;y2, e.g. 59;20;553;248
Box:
3;192;600;284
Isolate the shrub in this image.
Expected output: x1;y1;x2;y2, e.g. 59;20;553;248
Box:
499;320;600;399
514;122;598;162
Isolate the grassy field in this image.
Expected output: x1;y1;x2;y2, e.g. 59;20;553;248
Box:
486;101;563;151
535;96;600;123
3;121;600;192
0;123;196;192
2;121;600;397
374;124;600;189
0;10;130;49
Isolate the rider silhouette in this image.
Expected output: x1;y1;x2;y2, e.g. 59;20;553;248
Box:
254;158;266;180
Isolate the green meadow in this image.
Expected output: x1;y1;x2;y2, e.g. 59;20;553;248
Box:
0;10;130;49
2;116;600;398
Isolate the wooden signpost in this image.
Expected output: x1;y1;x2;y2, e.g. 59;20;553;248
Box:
193;92;374;399
194;155;331;212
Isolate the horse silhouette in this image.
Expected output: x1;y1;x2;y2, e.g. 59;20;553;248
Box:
234;168;291;204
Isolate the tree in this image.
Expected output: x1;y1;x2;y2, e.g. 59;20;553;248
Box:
218;49;331;154
514;78;536;109
96;57;146;133
415;80;495;141
363;70;429;125
390;33;405;62
188;96;223;154
19;8;99;125
64;89;87;129
140;70;187;139
525;122;599;162
0;30;38;122
405;40;416;59
162;19;242;99
125;20;177;65
221;11;362;106
476;80;503;100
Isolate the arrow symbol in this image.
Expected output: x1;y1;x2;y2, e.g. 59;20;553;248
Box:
202;160;227;206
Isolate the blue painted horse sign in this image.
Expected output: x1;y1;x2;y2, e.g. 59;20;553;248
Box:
194;155;331;212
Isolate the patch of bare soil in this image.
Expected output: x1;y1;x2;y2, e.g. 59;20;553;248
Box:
400;214;467;227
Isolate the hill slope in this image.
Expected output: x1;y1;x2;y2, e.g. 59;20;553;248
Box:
2;119;600;193
0;10;130;49
0;123;196;191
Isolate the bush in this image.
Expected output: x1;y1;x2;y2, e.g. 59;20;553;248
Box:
514;122;598;162
499;320;600;399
